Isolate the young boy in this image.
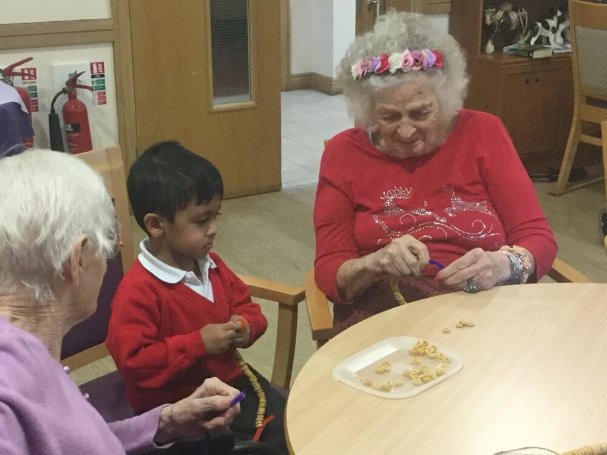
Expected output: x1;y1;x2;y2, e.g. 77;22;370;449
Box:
106;141;287;453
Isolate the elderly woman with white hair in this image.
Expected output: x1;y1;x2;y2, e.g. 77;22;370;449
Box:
0;149;240;454
314;11;557;335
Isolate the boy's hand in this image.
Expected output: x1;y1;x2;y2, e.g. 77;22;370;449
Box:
230;315;251;348
200;322;238;354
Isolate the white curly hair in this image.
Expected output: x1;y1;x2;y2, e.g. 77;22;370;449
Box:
0;149;117;301
337;11;469;128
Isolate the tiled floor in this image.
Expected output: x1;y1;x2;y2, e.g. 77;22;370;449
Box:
281;90;352;188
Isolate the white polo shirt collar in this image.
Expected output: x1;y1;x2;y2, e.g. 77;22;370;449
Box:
138;239;217;301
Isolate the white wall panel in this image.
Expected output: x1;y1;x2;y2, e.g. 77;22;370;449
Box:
0;0;111;24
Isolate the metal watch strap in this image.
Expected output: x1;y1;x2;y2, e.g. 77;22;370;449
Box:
500;250;524;284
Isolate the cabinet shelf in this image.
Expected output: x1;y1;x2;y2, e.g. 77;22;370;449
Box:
450;1;576;172
472;52;571;65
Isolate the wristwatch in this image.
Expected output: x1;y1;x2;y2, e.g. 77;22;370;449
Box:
499;245;532;284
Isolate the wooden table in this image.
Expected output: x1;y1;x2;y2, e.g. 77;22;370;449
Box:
286;283;607;455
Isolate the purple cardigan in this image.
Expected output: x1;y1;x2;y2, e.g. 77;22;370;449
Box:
0;316;162;454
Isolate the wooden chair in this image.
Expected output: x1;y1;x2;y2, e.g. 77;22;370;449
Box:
57;146;135;421
304;258;590;347
61;145;305;423
61;145;136;387
551;0;607;196
63;270;305;421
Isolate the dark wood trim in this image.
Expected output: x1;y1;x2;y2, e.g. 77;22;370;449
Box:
0;19;114;50
310;73;342;95
287;72;312;91
287;72;343;95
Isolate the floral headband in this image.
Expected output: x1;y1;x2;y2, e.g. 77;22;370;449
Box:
351;49;444;80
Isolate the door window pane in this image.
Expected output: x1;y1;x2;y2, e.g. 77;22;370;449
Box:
210;0;251;105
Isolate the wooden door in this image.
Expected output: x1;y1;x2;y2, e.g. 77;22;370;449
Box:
129;0;281;198
356;0;449;35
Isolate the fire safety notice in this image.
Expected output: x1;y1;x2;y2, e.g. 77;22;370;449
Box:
20;67;38;112
90;61;106;106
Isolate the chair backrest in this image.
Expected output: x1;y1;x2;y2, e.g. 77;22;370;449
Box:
569;0;607;151
61;145;134;367
570;0;607;101
304;258;591;347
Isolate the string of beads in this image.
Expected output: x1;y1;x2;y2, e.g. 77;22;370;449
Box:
233;315;274;441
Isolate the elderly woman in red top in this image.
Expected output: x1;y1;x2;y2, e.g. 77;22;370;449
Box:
314;11;557;335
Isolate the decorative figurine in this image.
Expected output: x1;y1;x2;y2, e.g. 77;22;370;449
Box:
483;2;529;54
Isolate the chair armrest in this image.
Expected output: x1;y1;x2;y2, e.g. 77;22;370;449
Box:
238;274;305;306
304;268;334;347
63;343;111;371
237;274;305;389
546;258;591;283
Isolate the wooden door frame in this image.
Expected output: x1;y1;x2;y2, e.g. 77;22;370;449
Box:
280;0;290;91
111;0;138;170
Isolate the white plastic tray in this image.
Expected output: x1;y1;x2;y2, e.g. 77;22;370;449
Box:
332;336;463;399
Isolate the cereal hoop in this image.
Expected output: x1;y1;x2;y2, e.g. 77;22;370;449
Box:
389;279;407;305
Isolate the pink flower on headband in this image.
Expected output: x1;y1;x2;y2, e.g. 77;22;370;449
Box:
359;57;374;75
352;56;375;79
410;50;423;70
351;49;444;80
401;50;414;72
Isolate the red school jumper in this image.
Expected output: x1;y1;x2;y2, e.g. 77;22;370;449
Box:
106;252;267;413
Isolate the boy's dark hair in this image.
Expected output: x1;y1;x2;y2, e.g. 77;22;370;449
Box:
127;140;224;233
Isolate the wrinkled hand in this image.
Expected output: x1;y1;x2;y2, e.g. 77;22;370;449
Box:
200;322;238;354
229;315;251;348
368;235;430;280
154;377;241;444
435;247;510;291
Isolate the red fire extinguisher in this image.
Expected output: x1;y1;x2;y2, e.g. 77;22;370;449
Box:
62;71;93;154
1;57;34;148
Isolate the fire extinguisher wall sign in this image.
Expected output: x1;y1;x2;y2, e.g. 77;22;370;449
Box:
90;61;107;106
